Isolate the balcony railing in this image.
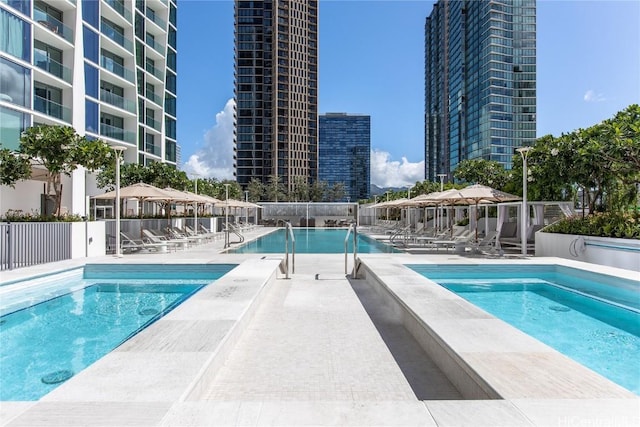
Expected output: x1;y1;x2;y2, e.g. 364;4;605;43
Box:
144;62;164;80
145;35;165;55
145;90;162;106
104;0;132;22
33;8;73;43
100;88;136;113
145;143;161;156
100;56;135;82
100;122;136;143
145;116;161;131
101;21;133;52
33;95;71;122
145;8;166;29
33;54;72;83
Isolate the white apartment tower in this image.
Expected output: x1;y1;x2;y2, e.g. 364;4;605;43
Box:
0;0;177;216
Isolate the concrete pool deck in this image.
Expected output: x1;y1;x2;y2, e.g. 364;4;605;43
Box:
1;227;639;426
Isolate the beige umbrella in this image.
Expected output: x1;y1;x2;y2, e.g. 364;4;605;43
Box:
93;183;192;218
446;184;521;241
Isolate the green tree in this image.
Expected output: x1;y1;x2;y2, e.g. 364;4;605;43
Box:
247;178;265;202
0;148;31;187
326;182;346;202
265;174;285;201
20;125;112;216
453;158;508;189
309;180;328;202
291;176;310;201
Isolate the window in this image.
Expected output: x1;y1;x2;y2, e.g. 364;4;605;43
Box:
84;63;98;98
83;25;99;63
0;8;30;60
0;56;30;107
0;105;30;150
85;99;98;133
82;0;99;28
1;0;31;16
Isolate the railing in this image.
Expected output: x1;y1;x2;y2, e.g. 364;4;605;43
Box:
33;8;74;43
33;55;72;83
146;7;166;29
101;20;133;52
145;62;164;80
145;35;165;55
104;0;132;22
344;223;358;276
100;123;136;143
145;90;162;106
1;222;72;271
100;88;136;113
284;221;295;279
100;56;135;82
33;95;71;123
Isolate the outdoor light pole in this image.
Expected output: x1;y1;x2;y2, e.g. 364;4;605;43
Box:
437;174;446;230
224;183;230;248
191;173;200;232
112;146;127;257
517;147;533;255
244;190;249;225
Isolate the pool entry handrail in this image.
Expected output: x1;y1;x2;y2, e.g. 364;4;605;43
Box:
344;223;359;277
284;221;295;278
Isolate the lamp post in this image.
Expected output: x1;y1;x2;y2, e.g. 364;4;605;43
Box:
244;190;249;225
191;174;200;233
437;173;446;230
224;183;230;248
112;146;127;257
517;147;533;255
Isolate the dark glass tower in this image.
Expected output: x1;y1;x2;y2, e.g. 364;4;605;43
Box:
425;0;536;182
319;113;371;202
234;0;319;193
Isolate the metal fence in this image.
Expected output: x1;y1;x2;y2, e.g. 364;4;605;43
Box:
0;222;72;271
259;202;357;227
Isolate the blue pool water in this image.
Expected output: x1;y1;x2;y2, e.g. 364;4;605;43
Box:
0;264;236;401
228;228;400;254
408;264;640;394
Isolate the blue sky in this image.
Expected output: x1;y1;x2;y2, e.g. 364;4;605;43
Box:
177;0;640;187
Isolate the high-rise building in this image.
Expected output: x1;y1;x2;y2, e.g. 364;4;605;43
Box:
424;0;536;182
234;0;319;194
0;0;177;214
319;113;370;202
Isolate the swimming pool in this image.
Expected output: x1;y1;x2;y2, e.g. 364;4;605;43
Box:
228;228;400;254
0;263;236;401
408;264;640;395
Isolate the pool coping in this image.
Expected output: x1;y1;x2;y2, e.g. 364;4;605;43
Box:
357;254;639;423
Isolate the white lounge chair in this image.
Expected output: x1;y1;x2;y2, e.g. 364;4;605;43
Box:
120;232;174;253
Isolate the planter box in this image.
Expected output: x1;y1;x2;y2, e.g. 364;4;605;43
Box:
536;231;640;272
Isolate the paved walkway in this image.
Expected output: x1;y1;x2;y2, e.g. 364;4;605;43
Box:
200;254;461;402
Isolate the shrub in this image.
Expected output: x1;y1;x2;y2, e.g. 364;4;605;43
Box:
545;211;639;239
1;209;83;222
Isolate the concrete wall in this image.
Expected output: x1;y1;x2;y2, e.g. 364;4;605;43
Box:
536;232;640;272
71;221;106;258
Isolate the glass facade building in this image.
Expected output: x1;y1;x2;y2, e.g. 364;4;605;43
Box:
0;0;178;165
319;113;370;202
234;0;319;193
424;0;536;182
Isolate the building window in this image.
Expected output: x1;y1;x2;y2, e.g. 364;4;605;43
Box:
83;25;99;63
0;105;30;150
0;56;30;107
82;0;99;28
0;8;30;61
0;0;31;16
85;99;98;133
84;63;99;98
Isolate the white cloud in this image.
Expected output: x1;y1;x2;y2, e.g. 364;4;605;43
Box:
583;89;605;102
183;98;235;180
370;149;424;188
182;102;425;188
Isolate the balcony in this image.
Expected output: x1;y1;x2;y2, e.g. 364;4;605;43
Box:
145;116;161;131
144;62;164;81
104;0;132;22
145;143;161;156
100;122;136;143
33;8;73;43
101;21;133;52
100;89;136;113
145;90;162;106
33;55;72;83
145;35;165;56
146;8;166;29
34;95;71;123
100;56;135;83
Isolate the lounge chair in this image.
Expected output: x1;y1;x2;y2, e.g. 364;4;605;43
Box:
120;232;174;253
168;227;205;245
141;229;186;249
467;230;499;254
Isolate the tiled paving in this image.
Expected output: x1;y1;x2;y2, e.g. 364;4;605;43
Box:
1;226;639;426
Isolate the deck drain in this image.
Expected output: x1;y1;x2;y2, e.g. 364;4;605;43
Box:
138;307;160;316
549;305;570;312
41;369;74;384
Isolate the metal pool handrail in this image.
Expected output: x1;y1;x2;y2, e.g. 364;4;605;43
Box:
344;223;358;277
284;221;295;278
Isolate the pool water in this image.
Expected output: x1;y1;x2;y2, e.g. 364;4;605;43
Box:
0;264;236;401
408;264;640;395
228;228;400;254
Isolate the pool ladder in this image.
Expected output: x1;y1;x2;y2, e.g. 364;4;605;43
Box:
283;221;295;279
345;223;359;278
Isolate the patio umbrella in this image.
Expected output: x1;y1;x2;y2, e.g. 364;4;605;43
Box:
92;183;190;218
450;184;521;241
